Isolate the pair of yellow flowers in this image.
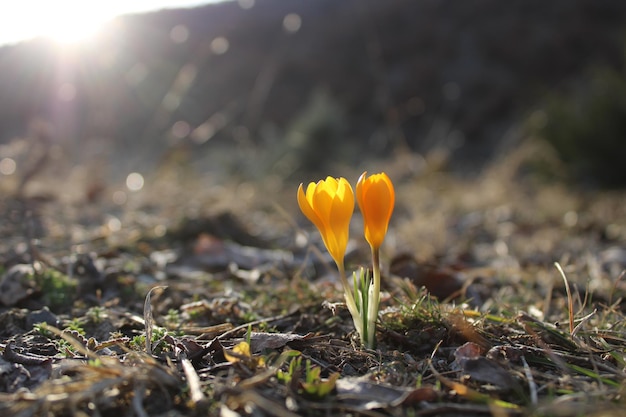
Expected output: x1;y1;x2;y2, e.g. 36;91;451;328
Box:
297;172;394;267
297;172;394;348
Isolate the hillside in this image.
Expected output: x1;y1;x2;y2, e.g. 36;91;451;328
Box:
0;0;625;185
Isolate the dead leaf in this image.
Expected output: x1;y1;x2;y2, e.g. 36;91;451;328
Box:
249;332;311;353
335;377;430;410
454;341;483;362
143;285;167;355
454;342;520;391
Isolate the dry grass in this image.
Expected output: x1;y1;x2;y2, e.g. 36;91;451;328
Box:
0;146;625;416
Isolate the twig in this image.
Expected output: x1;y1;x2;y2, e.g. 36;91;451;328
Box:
216;311;298;341
571;308;597;338
555;262;574;336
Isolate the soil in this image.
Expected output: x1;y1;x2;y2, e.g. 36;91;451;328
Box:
0;144;625;417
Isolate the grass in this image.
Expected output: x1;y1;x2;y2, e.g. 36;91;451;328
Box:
0;149;624;416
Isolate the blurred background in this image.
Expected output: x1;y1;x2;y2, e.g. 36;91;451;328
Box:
1;0;626;205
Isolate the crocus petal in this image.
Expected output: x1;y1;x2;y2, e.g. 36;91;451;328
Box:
298;183;326;233
297;177;354;266
312;179;335;221
356;171;367;215
357;172;395;249
326;178;354;262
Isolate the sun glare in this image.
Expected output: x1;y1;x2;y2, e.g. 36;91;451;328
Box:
1;1;216;46
3;2;117;46
40;3;115;44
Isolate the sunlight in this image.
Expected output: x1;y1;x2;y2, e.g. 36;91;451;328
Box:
41;8;110;44
3;2;117;45
1;1;215;46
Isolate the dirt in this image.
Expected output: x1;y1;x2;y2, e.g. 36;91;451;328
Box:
0;143;625;417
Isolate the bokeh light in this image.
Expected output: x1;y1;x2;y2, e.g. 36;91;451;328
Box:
106;216;122;232
126;172;144;191
112;190;127;205
210;37;229;55
172;120;191;139
170;24;189;43
0;158;16;175
283;13;302;34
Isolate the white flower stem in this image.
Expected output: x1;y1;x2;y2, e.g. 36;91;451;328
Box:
337;262;364;342
366;247;380;349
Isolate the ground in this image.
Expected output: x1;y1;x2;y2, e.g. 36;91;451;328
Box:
0;143;625;417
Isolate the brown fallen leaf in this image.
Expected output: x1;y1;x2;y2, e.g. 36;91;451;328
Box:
454;341;483;362
249;332;313;353
453;342;520;391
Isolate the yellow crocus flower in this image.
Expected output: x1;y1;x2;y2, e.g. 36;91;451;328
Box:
356;171;394;348
356;172;395;250
297;176;354;267
298;176;362;341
